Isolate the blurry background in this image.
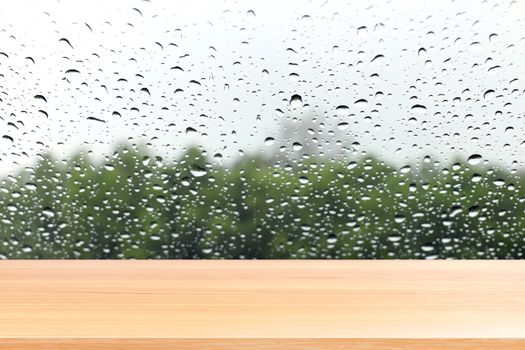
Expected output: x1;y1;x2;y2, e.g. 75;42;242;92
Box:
0;0;524;259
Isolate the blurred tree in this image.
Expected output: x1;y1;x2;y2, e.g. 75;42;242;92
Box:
0;143;523;259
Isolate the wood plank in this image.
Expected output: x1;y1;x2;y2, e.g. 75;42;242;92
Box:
1;339;524;350
0;261;524;349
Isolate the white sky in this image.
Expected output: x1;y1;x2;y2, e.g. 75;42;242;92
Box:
0;0;524;174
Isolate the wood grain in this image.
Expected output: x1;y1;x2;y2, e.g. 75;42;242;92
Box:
0;261;524;349
1;339;524;350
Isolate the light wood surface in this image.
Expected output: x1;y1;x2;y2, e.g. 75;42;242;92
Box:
1;339;524;350
0;261;524;349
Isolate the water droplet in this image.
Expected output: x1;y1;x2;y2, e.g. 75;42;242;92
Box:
290;94;303;108
335;105;350;115
493;179;505;186
58;38;74;49
484;89;495;100
411;104;427;113
387;234;402;242
467;154;482;165
354;99;368;107
468;205;480;218
292;142;303;151
337;122;349;130
186;127;198;136
42;208;55;218
264;137;275;145
190;166;207;177
399;165;411;174
326;234;337;244
34;95;47;103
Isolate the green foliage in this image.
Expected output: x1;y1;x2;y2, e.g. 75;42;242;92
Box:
0;145;523;259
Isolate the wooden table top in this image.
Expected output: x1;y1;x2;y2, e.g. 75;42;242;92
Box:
0;260;524;349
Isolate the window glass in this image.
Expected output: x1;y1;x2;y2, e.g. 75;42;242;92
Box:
0;0;524;258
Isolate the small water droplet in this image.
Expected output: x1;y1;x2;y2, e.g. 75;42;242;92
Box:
264;137;275;145
411;104;427;113
190;166;208;177
290;94;303;108
467;154;482;165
